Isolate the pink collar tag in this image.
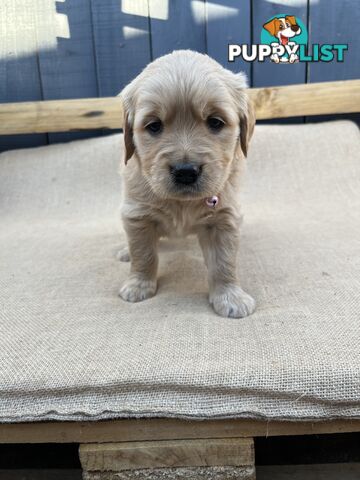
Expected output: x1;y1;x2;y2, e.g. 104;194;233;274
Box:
205;195;219;208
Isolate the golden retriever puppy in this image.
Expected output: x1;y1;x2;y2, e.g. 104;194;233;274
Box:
118;50;255;318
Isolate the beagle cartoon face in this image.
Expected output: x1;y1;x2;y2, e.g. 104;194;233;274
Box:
263;15;301;46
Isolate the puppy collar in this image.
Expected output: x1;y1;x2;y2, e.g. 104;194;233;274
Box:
205;195;219;208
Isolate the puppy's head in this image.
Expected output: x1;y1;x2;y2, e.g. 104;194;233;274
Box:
120;50;255;200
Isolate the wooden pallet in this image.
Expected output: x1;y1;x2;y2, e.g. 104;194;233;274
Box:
1;80;359;478
1;418;360;478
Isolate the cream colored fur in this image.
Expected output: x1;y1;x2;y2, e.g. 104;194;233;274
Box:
118;50;256;318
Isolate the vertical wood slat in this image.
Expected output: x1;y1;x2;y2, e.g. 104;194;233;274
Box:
308;0;359;82
90;0;151;97
307;0;360;123
36;0;101;144
251;0;308;124
149;0;207;59
1;0;359;153
206;0;251;80
252;1;308;88
0;1;47;151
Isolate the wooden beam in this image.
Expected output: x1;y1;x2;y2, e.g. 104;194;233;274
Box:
79;438;254;471
248;80;360;119
80;438;256;479
0;418;359;444
0;81;358;135
0;97;123;135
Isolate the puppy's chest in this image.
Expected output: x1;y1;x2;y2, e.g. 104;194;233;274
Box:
158;205;211;237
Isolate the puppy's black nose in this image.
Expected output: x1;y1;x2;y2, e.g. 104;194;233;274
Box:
291;25;299;32
171;164;200;185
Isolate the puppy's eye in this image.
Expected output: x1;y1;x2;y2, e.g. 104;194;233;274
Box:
279;24;284;30
145;120;163;135
207;117;225;132
286;22;290;27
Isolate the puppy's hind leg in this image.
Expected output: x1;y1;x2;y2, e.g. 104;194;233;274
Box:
198;218;256;318
119;217;159;303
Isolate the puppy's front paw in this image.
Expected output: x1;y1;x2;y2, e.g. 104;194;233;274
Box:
116;246;130;262
210;285;256;318
119;277;157;303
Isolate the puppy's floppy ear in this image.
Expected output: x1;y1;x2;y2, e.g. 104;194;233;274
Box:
285;15;297;26
222;69;256;158
240;97;256;158
263;18;278;36
123;111;135;165
119;81;137;165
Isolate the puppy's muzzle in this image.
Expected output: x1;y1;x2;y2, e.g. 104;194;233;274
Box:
170;163;201;186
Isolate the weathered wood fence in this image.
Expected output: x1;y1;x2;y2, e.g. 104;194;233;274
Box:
0;0;358;151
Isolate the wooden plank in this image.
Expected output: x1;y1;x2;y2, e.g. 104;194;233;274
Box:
90;0;151;96
308;0;359;83
248;80;360;119
36;0;100;144
206;0;251;79
252;1;308;88
0;80;358;135
1;418;360;444
0;97;123;134
80;438;254;471
307;0;360;124
0;1;47;151
149;0;206;58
